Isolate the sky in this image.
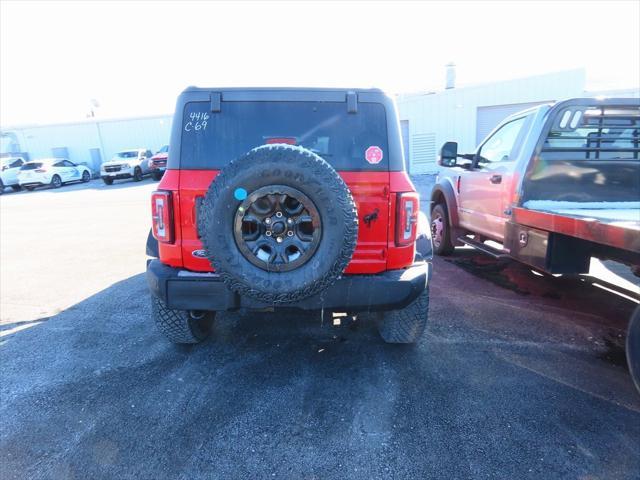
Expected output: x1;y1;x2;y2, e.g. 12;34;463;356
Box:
1;0;639;126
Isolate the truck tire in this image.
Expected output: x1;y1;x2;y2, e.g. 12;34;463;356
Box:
431;203;455;256
627;306;640;394
152;171;163;181
198;144;358;304
151;297;214;344
376;288;429;344
133;167;143;182
102;177;114;185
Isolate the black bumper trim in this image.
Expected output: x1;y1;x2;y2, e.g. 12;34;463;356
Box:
101;173;133;180
146;259;430;312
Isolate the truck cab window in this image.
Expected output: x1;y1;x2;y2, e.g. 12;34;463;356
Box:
477;116;527;164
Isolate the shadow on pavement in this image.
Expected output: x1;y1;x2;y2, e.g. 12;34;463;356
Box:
1;269;639;479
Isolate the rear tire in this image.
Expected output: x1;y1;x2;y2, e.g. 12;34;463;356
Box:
376;288;429;344
102;177;114;185
151;297;214;344
133;167;143;182
152;171;163;181
11;185;22;192
627;306;640;394
431;203;455;256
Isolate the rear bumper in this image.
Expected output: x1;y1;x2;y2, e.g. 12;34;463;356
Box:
146;259;430;312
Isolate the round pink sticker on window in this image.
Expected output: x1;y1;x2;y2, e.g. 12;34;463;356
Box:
365;146;383;164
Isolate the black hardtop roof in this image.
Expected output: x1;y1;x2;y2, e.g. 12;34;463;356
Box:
182;86;386;94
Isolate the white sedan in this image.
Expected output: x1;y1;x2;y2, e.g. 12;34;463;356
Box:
18;158;92;191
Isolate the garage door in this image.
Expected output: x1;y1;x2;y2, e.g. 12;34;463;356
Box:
476;101;550;145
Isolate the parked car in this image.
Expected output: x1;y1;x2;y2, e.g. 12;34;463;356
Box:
100;149;153;185
149;145;169;181
431;97;640;391
18;158;91;191
146;87;431;345
0;156;27;194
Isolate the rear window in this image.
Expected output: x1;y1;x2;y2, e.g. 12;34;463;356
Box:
180;101;388;170
20;162;43;170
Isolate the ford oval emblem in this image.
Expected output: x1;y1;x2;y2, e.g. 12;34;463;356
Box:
192;249;208;258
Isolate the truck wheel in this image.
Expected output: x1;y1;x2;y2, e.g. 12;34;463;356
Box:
151;297;214;344
102;177;113;185
431;203;455;256
198;144;358;304
152;171;163;181
133;167;143;182
627;306;640;394
376;288;429;344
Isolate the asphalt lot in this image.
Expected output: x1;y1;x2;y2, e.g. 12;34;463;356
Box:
1;178;639;479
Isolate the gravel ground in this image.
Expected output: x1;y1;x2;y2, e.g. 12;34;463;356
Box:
1;178;639;480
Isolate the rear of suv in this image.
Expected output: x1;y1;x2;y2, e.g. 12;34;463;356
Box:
146;87;431;344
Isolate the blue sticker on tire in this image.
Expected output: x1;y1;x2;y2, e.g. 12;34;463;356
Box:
234;188;248;201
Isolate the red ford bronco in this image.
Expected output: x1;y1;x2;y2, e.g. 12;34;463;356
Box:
146;87;431;344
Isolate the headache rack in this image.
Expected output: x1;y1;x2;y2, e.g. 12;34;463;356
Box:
520;98;640;205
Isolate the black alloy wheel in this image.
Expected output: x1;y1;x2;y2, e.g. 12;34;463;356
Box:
234;185;322;272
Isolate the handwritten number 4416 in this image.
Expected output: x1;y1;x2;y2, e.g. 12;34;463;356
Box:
184;112;210;132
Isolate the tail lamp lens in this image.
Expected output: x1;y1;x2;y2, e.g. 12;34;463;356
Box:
151;191;174;243
396;192;419;246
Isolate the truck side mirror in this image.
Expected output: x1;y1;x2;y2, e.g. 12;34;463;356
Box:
438;141;458;167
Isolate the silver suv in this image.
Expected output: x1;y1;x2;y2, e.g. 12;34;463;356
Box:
100;149;153;185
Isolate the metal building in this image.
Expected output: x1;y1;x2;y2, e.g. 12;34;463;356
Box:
396;69;591;174
1;114;172;172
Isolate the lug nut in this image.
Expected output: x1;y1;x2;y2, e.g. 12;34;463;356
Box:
276;236;283;243
266;230;272;236
287;218;293;224
287;231;294;237
265;218;271;225
275;212;283;218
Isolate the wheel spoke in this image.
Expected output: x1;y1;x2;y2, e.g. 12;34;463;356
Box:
240;215;261;241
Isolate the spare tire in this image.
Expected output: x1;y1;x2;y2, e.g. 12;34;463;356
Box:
198;144;358;304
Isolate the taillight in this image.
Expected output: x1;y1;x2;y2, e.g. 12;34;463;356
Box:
396;192;419;246
151;191;174;243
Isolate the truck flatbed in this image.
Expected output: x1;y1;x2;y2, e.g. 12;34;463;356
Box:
512;206;640;254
